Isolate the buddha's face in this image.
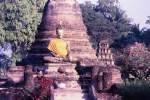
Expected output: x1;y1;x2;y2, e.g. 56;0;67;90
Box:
57;28;64;38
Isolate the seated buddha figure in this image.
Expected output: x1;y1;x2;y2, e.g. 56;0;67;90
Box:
43;21;73;62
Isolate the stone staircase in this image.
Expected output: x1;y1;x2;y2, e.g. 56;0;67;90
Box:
54;89;86;100
42;62;92;100
77;67;95;100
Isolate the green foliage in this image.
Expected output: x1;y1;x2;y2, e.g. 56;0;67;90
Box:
80;1;130;50
143;29;150;47
115;42;150;81
36;0;47;12
146;16;150;25
0;54;12;78
0;0;46;64
112;81;150;100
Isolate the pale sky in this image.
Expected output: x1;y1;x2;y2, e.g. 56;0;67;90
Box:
79;0;150;28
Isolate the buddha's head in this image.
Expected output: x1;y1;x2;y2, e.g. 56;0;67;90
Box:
56;21;64;39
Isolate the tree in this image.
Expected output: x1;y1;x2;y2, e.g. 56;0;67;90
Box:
95;0;131;38
116;43;150;80
0;55;12;78
96;0;119;22
142;25;150;50
128;43;150;68
80;0;130;52
112;24;143;50
146;16;150;25
0;0;46;65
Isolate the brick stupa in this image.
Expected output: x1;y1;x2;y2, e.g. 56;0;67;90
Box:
29;0;98;100
28;0;122;100
29;0;97;65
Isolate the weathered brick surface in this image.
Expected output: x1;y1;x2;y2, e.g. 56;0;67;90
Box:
54;89;86;100
45;62;78;75
92;66;122;91
97;93;122;100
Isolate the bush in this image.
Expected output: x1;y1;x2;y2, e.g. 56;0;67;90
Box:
111;81;150;100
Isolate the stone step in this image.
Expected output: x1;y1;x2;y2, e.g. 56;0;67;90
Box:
36;31;88;39
71;53;97;60
35;38;90;42
29;47;94;53
45;63;76;67
31;45;94;50
0;81;6;85
55;0;79;5
36;34;88;40
29;53;96;59
97;93;122;100
54;89;87;100
40;16;86;31
45;63;78;74
48;9;80;15
28;54;98;66
45;74;79;81
32;39;92;47
54;88;83;92
71;45;94;50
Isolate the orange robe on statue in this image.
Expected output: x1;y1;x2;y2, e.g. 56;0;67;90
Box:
47;38;68;58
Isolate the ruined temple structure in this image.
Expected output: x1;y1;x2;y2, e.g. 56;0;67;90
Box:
98;40;115;66
92;40;123;100
28;0;122;100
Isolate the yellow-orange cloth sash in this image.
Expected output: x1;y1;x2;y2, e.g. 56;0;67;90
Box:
47;38;68;57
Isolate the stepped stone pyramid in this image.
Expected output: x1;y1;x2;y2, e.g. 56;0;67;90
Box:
29;0;97;65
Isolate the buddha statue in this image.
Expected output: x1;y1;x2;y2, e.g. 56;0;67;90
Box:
43;21;73;63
